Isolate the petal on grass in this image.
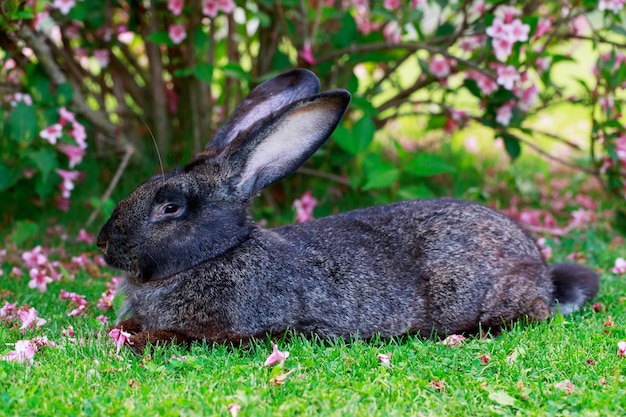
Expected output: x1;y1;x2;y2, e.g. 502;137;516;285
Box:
264;341;289;367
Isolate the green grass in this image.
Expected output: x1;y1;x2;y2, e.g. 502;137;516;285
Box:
1;225;625;416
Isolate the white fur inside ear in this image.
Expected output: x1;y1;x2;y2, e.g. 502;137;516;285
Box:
238;105;331;191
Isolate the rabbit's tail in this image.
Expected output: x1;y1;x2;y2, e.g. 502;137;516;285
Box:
550;263;599;315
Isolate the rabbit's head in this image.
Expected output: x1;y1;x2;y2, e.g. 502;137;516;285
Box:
97;69;351;282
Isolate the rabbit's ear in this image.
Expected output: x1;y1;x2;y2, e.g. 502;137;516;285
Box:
207;69;321;150
233;89;351;197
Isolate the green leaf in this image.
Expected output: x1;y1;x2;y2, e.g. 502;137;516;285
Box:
26;148;58;182
332;13;356;48
0;162;21;190
194;62;214;84
146;31;172;45
362;162;399;190
426;114;448;131
404;153;456;177
9;103;38;144
333;117;375;155
350;96;377;117
434;22;456;37
397;184;435;200
500;133;521;160
488;390;516;407
9;220;40;246
57;83;74;106
222;63;250;82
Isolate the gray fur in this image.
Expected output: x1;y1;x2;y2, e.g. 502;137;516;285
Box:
97;69;599;349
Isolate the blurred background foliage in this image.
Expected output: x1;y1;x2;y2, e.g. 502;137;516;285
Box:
0;0;625;234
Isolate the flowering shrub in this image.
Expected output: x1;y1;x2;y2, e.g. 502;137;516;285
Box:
0;0;624;222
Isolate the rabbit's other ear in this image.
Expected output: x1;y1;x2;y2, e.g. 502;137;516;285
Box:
208;69;321;150
234;89;351;198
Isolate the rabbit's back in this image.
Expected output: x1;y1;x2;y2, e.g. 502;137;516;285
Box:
275;198;553;337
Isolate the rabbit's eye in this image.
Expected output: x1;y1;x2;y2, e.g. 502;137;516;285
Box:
163;203;180;214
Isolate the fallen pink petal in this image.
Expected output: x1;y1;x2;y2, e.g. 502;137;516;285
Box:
377;352;392;365
1;340;37;363
438;334;466;347
618;341;626;356
228;404;241;417
109;328;134;354
480;353;491;365
264;341;290;366
555;379;575;395
18;307;47;332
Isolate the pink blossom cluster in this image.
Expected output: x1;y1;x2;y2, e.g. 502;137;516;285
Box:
1;301;47;333
166;0;235;44
59;289;89;317
0;337;57;363
22;245;64;292
599;0;626;14
38;107;86;211
485;7;530;62
613;258;626;274
293;190;318;223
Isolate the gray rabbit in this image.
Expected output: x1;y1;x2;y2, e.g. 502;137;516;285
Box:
97;69;599;353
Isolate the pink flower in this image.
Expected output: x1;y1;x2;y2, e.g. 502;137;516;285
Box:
58;107;76;125
612;258;626;274
94;49;110;68
496;101;515;126
555;379;575;395
109;328;134;354
69;121;87;148
1;340;36;363
168;24;187;44
217;0;236;14
384;0;400;10
496;65;519;90
491;37;514;62
458;35;483;53
618;341;626;356
62;326;76;338
264;341;290;366
480;353;491;365
536;57;551;74
96;315;109;325
168;0;184;15
293;190;318;223
411;0;428;7
22;246;47;268
299;41;316;65
0;301;17;319
18;307;47;331
516;84;539;112
377;352;392;365
430;380;445;391
202;0;219;17
467;70;498;95
28;268;53;292
438;334;466;347
383;21;402;44
76;229;95;244
429;55;451;79
486;17;507;39
56;169;80;198
495;5;521;22
97;289;116;310
52;0;75;15
534;19;552;39
599;0;625;14
228;404;241;417
59;289;88;306
508;19;530;42
68;305;87;317
58;143;86;168
40;124;63;145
